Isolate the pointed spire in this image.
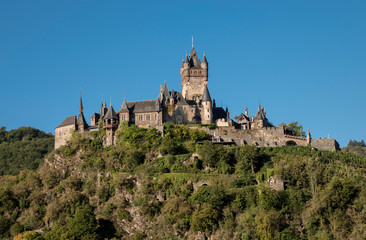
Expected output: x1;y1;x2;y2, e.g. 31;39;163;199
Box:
202;85;211;102
79;91;83;114
120;98;129;112
202;52;207;64
163;80;170;99
184;54;189;62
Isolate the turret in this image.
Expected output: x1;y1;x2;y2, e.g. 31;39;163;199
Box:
202;85;213;124
201;53;208;69
103;104;119;146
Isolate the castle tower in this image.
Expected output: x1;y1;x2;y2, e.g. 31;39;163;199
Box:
77;96;88;131
202;85;213;124
103;104;119;146
180;47;208;101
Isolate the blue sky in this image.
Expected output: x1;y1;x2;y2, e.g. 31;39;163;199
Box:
0;0;365;147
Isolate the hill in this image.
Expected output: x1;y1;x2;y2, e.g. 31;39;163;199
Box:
1;123;366;239
342;139;366;158
0;127;54;175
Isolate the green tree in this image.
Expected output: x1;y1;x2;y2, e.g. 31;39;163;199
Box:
236;145;259;174
281;121;305;137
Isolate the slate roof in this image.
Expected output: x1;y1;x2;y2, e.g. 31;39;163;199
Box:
202;54;207;64
189;47;201;68
255;105;267;120
103;106;118;119
91;113;100;118
120;99;129;112
56;116;77;128
213;107;226;120
163;81;170;100
176;91;188;105
77;112;88;126
202;85;211;102
126;100;161;113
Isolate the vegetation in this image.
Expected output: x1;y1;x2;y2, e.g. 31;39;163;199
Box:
342;139;366;158
0;126;54;175
0;123;366;239
281;121;306;137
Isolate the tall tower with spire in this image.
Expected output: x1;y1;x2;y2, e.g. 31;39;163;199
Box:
180;46;208;102
77;95;88;131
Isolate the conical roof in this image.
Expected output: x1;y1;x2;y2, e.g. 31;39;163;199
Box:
202;54;207;64
184;54;189;62
163;81;170;99
120;98;129;112
202;85;211;102
103;105;118;120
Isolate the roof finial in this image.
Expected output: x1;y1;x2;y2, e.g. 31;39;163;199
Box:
192;36;194;48
110;97;112;107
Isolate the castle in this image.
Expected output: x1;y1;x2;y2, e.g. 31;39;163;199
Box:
55;45;340;151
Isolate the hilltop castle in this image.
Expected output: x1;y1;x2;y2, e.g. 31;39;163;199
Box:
55;45;340;151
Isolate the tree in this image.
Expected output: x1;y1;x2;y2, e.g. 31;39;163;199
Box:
281;121;305;137
236;145;259;174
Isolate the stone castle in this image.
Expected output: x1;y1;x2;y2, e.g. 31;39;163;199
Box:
55;45;340;151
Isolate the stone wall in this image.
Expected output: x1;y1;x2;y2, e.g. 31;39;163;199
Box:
134;111;163;128
311;138;340;151
55;125;75;149
201;126;340;151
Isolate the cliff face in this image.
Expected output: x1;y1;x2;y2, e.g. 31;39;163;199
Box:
2;125;366;240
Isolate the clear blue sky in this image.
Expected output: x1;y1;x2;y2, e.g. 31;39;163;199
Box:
0;0;365;147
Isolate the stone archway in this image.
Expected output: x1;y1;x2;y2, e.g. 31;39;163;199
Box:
285;140;297;146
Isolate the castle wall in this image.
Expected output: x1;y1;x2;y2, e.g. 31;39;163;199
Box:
311;138;340;151
55;125;75;149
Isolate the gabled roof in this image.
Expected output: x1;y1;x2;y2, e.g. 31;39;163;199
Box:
202;85;211;102
56;116;77;128
103;105;118;120
120;98;129;112
77;112;88;126
91;113;100;118
176;91;188;106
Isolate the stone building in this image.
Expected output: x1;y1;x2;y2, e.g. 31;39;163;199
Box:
54;45;340;151
55;46;228;148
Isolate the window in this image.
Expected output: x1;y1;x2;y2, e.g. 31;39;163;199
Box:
121;114;126;121
139;115;143;121
146;114;150;120
155;113;158;120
